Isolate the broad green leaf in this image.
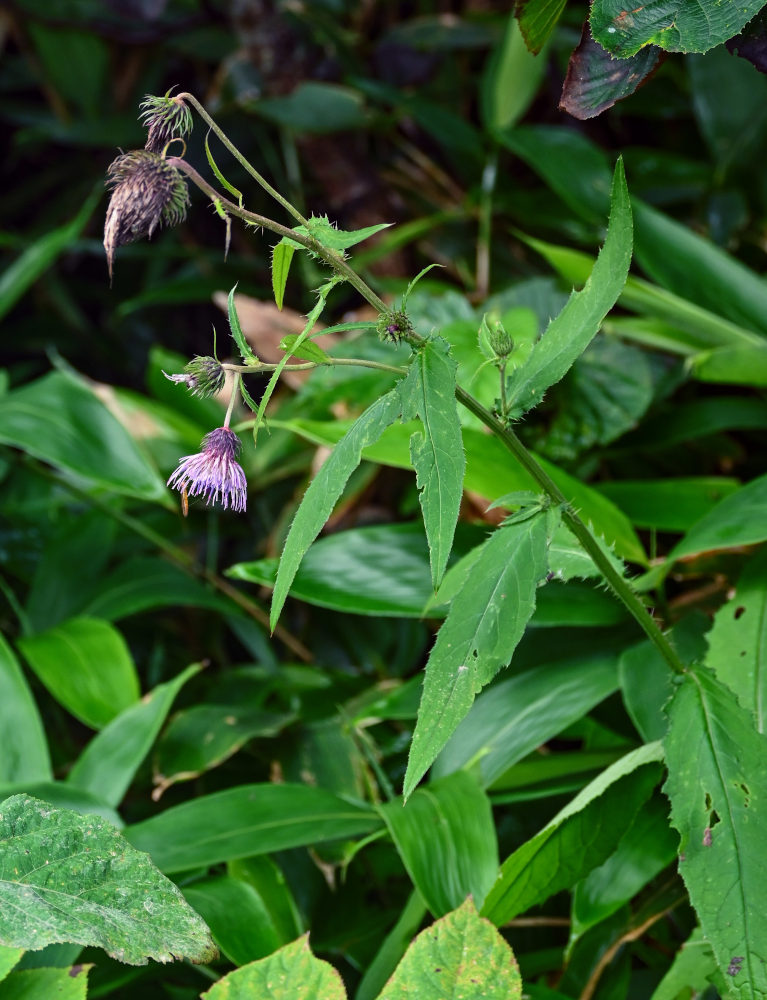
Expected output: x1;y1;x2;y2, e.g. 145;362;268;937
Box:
378;898;522;1000
591;0;767;55
0;944;23;980
664;665;767;997
154;704;293;794
515;0;567;53
506;159;632;415
125;784;382;873
481;13;546;130
17;617;140;730
619;641;673;743
597;477;741;532
0;372;167;504
272;242;295;310
560;27;660;119
201;935;345;1000
0;966;90;1000
227;856;302;944
183;876;282;966
379;772;498;917
706;548;767;731
650;928;718;1000
533;580;628;627
432;655;620;788
67;664;201;807
355;891;427;1000
270;389;402;630
404;512;550;798
482;743;664;924
228;285;259;364
279;333;330;364
0;794;216;965
691;343;767;387
399;338;465;588
0;634;51;784
670;473;767;560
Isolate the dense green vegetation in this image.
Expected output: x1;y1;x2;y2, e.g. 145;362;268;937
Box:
2;2;767;998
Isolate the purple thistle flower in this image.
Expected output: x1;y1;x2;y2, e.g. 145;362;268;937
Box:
167;427;247;512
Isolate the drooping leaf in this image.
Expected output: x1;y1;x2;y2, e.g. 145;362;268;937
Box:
482;743;664;925
66;664;201;807
17;617;140;730
404;511;550;798
664;664;767;996
399;337;465;588
561;23;661;119
590;0;766;56
706;548;767;731
0;635;51;784
201;936;346;1000
670;473;767;560
270;389;402;630
379;772;498;917
506;159;632;415
272;242;295;311
227;285;259;364
0;965;90;1000
125;784;382;873
378;898;522;1000
0;794;216;965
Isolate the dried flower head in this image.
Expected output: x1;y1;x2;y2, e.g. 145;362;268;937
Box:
140;92;193;154
163;356;226;399
103;150;189;279
167;427;247;513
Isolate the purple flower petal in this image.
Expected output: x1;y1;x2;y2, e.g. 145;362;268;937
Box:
168;426;247;512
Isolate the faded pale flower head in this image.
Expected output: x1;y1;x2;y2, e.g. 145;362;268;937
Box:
167;427;247;513
163;356;226;399
140;92;193;154
103;150;189;279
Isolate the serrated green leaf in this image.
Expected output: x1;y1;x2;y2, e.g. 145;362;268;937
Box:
506;159;632;415
0;634;51;785
304;216;391;251
399;338;465;588
272;242;295;310
201;935;346;1000
17;617;140;730
379;772;498;917
0;794;216;965
482;743;664;924
404;512;550;798
706;548;767;732
0;965;90;1000
270;390;402;630
379;898;522;1000
664;665;767;997
279;333;330;364
227;285;259;364
66;664;201;807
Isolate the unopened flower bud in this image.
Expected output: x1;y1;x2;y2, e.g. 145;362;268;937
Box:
140;92;193;154
164;356;226;398
376;308;413;345
103;150;189;280
489;322;513;359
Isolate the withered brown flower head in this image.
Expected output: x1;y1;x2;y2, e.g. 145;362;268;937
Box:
103;150;189;280
140;93;193;154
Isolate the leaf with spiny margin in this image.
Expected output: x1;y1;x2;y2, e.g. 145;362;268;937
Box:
706;547;767;733
227;285;259;364
303;215;391;251
506;158;632;415
378;897;522;1000
201;935;345;1000
664;664;767;998
270;389;402;630
482;743;663;925
398;338;465;589
0;794;216;965
404;510;550;799
271;242;294;311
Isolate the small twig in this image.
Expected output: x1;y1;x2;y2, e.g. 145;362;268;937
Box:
578;906;674;1000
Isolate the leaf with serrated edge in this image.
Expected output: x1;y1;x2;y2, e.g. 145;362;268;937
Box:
664;665;767;997
378;897;522;1000
399;338;465;588
270;390;402;630
404;511;549;798
0;795;216;965
202;935;345;1000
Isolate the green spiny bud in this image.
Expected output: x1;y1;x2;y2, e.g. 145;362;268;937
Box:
376;308;414;345
103;150;189;280
140;92;193;154
489;321;513;359
163;356;226;398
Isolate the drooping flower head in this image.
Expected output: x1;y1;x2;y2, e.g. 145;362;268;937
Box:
163;356;226;398
140;92;194;154
103;150;189;279
167;427;247;512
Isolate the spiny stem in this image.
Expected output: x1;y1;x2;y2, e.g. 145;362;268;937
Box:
223;358;407;377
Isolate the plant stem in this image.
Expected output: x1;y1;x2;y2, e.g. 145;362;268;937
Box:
223;358;407;377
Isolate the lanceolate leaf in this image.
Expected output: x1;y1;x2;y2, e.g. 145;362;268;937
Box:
272;242;295;311
399;338;465;588
404;511;550;799
670;473;767;560
0;794;216;966
515;0;567;54
227;285;259;364
664;665;767;997
506;159;632;415
482;743;664;925
270;390;402;630
0;634;51;784
378;898;522;1000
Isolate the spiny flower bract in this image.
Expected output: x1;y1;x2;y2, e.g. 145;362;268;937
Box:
140;92;193;154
